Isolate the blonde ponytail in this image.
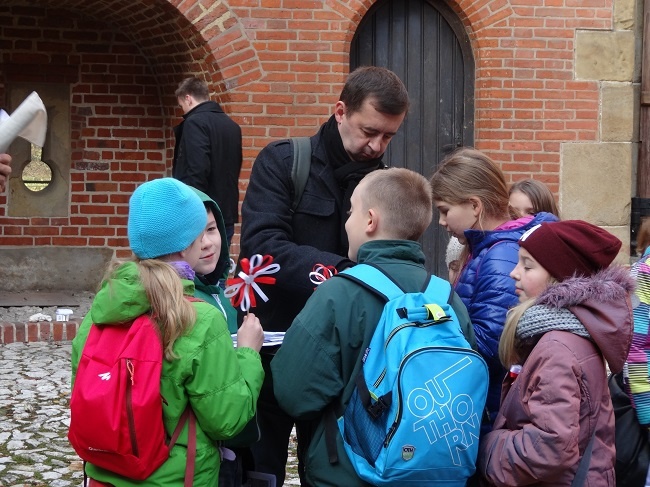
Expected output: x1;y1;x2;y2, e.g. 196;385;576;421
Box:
137;259;196;360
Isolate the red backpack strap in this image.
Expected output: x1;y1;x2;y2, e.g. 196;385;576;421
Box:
168;406;196;487
185;409;196;487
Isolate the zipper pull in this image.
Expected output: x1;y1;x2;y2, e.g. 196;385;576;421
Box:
127;359;135;386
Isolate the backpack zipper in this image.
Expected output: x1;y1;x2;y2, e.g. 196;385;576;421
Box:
372;320;436;389
126;359;139;457
383;346;484;447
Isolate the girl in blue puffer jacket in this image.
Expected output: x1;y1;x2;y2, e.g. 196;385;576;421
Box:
430;148;557;431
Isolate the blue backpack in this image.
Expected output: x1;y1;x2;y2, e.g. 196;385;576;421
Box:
336;264;488;486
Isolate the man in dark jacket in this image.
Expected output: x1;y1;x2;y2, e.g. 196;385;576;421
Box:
173;77;242;244
239;66;410;486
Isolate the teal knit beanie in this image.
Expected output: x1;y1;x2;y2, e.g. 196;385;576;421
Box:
128;178;207;259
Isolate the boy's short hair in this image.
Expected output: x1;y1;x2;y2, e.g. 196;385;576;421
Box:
360;168;432;241
175;77;210;101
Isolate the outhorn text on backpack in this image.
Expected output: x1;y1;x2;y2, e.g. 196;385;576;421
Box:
336;264;488;486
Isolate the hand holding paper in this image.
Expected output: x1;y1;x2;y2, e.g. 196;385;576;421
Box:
0;91;48;153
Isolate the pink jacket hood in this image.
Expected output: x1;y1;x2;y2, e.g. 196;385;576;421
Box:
533;265;634;373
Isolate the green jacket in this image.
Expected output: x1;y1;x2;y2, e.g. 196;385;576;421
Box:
194;275;238;334
271;240;474;487
70;261;264;486
190;188;239;334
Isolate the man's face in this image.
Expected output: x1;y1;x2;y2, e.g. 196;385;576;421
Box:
335;97;405;162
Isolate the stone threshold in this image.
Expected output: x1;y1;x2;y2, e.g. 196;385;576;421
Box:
0;320;80;345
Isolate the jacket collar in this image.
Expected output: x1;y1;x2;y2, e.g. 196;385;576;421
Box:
183;100;223;119
356;240;426;266
465;212;559;256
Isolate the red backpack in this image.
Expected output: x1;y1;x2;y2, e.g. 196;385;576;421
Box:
68;314;196;484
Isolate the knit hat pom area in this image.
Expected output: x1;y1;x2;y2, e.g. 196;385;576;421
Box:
128;178;207;260
445;236;464;267
518;220;622;281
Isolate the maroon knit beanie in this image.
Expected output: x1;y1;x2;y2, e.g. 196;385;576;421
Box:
518;220;622;281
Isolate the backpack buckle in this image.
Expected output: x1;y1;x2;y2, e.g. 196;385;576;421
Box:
367;394;391;420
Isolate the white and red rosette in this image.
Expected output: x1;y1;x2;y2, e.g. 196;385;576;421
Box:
309;263;338;289
224;254;280;312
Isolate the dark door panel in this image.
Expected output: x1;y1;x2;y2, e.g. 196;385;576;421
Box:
351;0;475;276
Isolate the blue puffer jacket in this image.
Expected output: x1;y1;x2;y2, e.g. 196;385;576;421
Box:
456;211;558;428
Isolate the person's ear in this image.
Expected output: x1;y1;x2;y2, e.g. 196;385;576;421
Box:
469;197;482;217
366;208;379;235
334;101;346;124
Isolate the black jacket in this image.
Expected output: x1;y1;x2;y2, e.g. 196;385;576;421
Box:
239;125;383;331
173;101;242;226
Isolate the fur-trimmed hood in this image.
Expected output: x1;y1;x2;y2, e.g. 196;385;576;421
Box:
534;265;635;372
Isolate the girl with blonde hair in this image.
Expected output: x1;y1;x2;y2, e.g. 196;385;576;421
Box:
71;178;264;486
430;147;558;432
480;220;632;486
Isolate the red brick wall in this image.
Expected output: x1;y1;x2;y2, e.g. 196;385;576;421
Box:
1;6;166;258
0;0;617;262
454;0;613;194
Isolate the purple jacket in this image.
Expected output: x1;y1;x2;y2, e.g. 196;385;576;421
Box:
456;211;558;425
479;266;634;486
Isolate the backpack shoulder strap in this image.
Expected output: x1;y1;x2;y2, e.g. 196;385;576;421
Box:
337;263;405;301
290;137;312;212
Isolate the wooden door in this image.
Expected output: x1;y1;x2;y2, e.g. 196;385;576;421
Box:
351;0;475;276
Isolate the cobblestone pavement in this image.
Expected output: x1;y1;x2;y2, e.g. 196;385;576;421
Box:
0;342;299;487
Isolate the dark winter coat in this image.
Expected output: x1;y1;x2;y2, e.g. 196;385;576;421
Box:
272;240;474;487
456;211;559;426
239;128;380;331
479;266;634;486
173;101;242;226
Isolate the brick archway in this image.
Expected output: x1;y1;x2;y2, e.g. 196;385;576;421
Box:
4;0;262;167
1;0;261;260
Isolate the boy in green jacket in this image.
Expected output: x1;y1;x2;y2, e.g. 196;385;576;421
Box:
190;188;259;486
190;188;238;333
271;168;474;486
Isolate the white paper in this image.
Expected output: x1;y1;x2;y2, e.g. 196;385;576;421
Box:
0;92;48;153
231;331;285;348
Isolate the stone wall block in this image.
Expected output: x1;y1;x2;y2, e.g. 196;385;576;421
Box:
601;82;640;142
576;31;635;81
561;142;632;225
614;0;637;31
